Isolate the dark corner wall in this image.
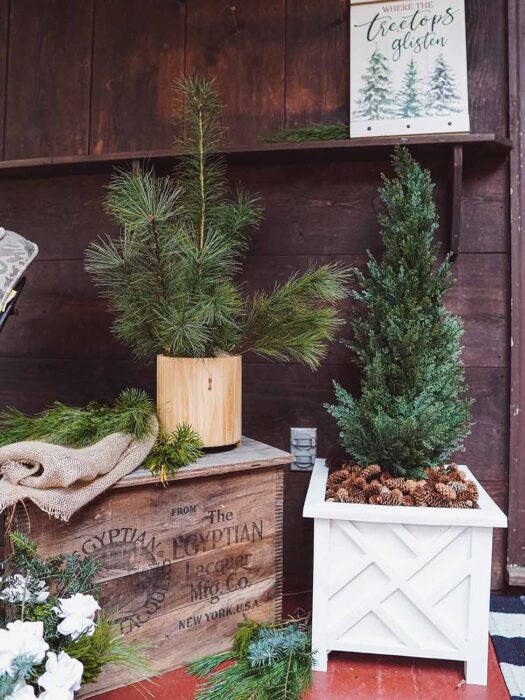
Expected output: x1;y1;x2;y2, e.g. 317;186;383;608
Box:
0;0;511;590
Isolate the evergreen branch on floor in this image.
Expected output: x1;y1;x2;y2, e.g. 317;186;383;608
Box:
188;618;314;700
0;388;155;448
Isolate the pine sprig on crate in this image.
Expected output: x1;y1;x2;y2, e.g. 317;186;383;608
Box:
187;618;314;700
0;388;155;447
144;423;204;484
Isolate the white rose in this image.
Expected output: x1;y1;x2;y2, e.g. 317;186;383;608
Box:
0;627;15;674
6;682;38;699
0;574;49;605
39;690;75;700
38;651;84;700
53;593;100;641
0;620;49;676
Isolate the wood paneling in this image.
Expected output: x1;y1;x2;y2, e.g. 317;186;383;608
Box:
285;0;348;127
90;0;185;154
0;1;8;160
465;0;508;134
0;1;513;592
5;0;93;160
507;0;525;579
186;0;285;144
0;174;113;260
0;358;154;414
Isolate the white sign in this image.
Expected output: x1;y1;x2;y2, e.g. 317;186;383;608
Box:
350;0;470;138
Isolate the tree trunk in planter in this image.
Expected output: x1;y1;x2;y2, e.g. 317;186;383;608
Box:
157;355;242;448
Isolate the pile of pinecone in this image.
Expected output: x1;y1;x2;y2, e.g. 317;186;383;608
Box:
325;460;479;508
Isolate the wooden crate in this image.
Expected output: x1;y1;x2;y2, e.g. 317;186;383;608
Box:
9;437;292;697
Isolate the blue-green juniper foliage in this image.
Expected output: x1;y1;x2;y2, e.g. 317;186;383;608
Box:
188;618;314;700
327;147;472;480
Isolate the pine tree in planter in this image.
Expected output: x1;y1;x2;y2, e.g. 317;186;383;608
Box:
86;77;350;447
327;147;471;481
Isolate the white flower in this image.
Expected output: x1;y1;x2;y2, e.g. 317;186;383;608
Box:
6;682;37;699
53;593;100;641
39;690;75;700
38;651;84;700
0;621;49;675
0;574;49;605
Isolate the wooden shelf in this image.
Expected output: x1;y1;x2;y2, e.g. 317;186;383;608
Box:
0;133;512;177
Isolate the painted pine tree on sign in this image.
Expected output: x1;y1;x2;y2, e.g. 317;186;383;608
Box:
427;54;461;115
349;0;470;137
398;59;423;119
355;49;394;120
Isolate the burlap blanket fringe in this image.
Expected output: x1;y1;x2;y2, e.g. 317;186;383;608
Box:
0;416;158;521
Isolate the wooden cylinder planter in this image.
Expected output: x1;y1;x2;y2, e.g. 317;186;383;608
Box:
157;354;242;448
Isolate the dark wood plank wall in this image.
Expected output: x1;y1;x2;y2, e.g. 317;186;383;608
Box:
0;0;511;589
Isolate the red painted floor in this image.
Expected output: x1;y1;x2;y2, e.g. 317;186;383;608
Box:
99;641;509;700
99;593;510;700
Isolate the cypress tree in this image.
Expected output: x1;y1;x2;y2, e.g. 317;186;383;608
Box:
327;148;472;480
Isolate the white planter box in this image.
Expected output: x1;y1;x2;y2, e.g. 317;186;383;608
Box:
303;459;507;685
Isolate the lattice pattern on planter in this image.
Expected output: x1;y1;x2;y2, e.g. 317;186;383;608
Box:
328;520;472;655
304;460;507;686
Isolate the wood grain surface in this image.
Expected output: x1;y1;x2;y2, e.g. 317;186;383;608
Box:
11;460;286;697
157;355;242;447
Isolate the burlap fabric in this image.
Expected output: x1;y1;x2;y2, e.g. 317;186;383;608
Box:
0;417;158;521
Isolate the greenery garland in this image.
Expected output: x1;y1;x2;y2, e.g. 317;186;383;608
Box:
0;388;154;448
188;618;314;700
263;122;349;143
0;390;205;481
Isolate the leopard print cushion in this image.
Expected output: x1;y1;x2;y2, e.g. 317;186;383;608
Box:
0;227;39;309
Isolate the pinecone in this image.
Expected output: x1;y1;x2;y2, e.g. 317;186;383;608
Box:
325;461;479;510
413;483;429;507
361;464;382;481
363;480;382;498
384;477;406;491
435;483;457;501
450;481;468;494
378;488;403;506
451;500;474;509
466;480;479;501
404;479;418;494
327;471;347;486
